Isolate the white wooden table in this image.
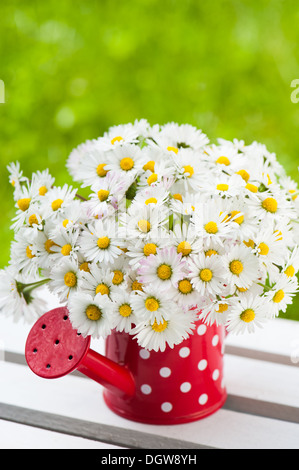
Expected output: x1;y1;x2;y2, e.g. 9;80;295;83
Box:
0;290;298;449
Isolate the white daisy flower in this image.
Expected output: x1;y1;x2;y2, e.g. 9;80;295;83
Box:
48;258;81;302
119;203;170;241
172;148;206;192
264;275;299;318
282;246;299;279
130;285;176;325
105;143;146;178
68;292;113;339
76;146;112;188
171;276;201;307
86;171;131;217
97;122;140;150
110;290;137;333
30;169;55;198
0;266;48;323
188;252;226;297
247;190;296;223
7;161;28;199
132;181;170;208
222;244;261;290
79;218;123;264
169;222;202;259
49;227;81;263
9;229;40;280
108;255;130;289
199;297;233;327
192;200;236;246
137;246;187;290
158;122;209;150
66;139;98;182
79;263;118;298
131;306;198;352
126;235;169;269
202;173;246;198
225;293;269;335
41;184;78;221
11;182;39;231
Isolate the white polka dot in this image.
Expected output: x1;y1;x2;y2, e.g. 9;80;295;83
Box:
198;359;208;371
212;369;220;381
212;335;219;346
161;402;173;413
180;382;191;393
179;347;190;358
139;349;150;359
159;367;171;378
197;324;207;336
141;384;152;395
199;394;208;405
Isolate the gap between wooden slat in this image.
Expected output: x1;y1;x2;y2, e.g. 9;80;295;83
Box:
0;403;213;450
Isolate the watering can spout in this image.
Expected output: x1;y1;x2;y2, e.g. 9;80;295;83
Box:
25;307;136;397
77;347;136;397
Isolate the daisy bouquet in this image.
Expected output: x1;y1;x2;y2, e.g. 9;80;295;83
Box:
1;119;299;352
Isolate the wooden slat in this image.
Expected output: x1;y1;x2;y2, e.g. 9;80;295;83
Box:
0;360;298;449
0;418;124;450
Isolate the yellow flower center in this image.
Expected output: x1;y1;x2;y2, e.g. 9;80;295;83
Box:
97;163;108;177
216;303;229;313
96;283;110;296
112;270;124;285
61;244;72;256
217;184;229;191
147;173;158;185
216;156;230;166
97;237;110;249
143;160;155;172
157;264;172;280
17;198;31;212
120;157;134;171
289;189;298;201
62;219;70;228
177;241;192;256
138;219;151;233
143;243;157;256
240;309;255;323
45;239;56;253
64;272;77;287
258;242;270;256
26;246;35;259
262;197;278;213
244;239;255;249
246;183;258;193
199;268;213;282
111;136;123;145
119;304;132;317
29;214;39;226
205;221;218;234
238;286;248;292
152;318;168;333
230;260;244;275
39;185;48;196
237;170;250;183
85;305;102;321
172;193;183;202
230;211;244;225
51;199;63;211
131;280;143;291
178;279;193;294
285;265;295;278
145;297;160;312
167;146;179;154
273;289;285;303
205;249;218;257
98;189;110;202
183;165;194;177
79;262;90;273
145;197;157;205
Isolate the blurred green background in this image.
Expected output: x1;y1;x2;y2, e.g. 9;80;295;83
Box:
0;0;298;318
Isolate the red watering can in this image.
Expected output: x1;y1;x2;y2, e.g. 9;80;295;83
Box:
25;306;227;425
